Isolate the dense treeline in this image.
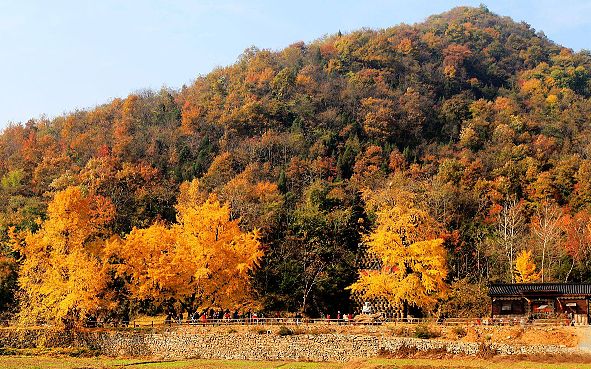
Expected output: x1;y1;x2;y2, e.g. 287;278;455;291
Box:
1;5;591;322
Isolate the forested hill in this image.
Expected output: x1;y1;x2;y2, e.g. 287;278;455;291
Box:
1;5;591;317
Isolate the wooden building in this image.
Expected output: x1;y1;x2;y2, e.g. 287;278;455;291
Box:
488;283;591;324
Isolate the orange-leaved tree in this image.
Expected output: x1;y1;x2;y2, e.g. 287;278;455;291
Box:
10;186;115;326
348;198;448;315
514;249;541;283
108;179;262;316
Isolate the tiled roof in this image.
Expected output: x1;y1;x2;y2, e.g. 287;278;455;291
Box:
488;283;591;296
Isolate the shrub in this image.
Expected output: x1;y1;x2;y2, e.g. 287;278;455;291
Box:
439;278;489;318
414;324;439;339
250;327;267;335
391;326;413;337
452;325;467;338
277;326;293;336
477;343;498;358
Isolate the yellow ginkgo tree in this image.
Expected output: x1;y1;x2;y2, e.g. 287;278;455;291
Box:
514;249;541;283
10;186;116;327
348;200;448;315
108;179;262;316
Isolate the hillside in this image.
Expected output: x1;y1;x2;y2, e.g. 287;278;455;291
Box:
1;5;591;319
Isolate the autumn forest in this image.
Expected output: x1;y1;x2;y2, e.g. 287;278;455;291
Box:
1;5;591;325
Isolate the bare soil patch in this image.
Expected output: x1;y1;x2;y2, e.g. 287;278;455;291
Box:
455;325;581;347
377;344;591;366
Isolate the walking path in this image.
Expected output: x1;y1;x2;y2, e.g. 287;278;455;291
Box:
577;326;591;352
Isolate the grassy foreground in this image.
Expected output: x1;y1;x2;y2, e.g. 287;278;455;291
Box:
2;356;591;369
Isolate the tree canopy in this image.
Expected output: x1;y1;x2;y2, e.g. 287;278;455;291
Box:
348;195;448;313
1;6;591;320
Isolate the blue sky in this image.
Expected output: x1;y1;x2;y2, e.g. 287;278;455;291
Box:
0;0;589;129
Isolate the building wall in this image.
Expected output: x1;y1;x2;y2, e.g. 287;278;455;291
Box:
556;298;588;325
492;296;589;324
557;299;588;314
491;299;524;316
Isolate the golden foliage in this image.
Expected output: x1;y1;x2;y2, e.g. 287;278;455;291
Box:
11;180;262;324
10;187;115;326
108;180;262;312
398;39;414;55
348;201;448;311
514;249;541;283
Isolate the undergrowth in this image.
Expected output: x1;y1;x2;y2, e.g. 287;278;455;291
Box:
0;347;99;357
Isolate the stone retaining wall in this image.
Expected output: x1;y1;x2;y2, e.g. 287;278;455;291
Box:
0;328;576;361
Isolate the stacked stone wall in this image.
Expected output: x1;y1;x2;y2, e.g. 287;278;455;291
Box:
0;327;577;361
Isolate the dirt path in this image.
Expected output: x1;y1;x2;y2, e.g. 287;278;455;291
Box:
578;327;591;352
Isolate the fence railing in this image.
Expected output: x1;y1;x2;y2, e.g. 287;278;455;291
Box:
0;316;579;328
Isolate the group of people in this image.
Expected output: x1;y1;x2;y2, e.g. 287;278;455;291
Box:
324;311;354;324
163;309;358;325
166;310;288;325
166;309;243;324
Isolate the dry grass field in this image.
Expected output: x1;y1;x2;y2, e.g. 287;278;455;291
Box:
2;356;591;369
